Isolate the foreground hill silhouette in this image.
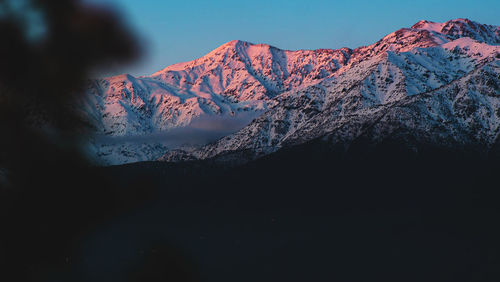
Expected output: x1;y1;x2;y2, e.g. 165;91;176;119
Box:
105;138;500;281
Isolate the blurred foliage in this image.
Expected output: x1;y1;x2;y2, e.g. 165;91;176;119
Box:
0;0;197;281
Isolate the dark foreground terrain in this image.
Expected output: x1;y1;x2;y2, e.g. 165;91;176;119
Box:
88;141;500;282
2;140;500;282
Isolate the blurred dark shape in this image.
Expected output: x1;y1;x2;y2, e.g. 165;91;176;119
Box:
0;0;196;281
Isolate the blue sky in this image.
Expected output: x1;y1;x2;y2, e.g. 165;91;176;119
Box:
88;0;500;76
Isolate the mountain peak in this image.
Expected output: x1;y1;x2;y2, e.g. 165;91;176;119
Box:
217;39;253;50
411;18;500;44
411;20;441;30
216;40;282;53
411;18;476;30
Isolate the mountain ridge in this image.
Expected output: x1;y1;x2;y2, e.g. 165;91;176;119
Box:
159;19;500;163
80;18;500;165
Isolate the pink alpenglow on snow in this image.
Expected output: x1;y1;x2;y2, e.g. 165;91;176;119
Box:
81;18;500;165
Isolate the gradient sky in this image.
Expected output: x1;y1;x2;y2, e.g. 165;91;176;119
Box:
87;0;500;77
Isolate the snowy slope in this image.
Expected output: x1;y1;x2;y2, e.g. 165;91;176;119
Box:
82;40;352;164
160;19;500;163
80;18;500;165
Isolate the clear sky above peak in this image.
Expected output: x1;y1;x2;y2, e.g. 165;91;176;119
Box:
86;0;500;77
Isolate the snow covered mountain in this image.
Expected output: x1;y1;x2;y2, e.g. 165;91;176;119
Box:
82;39;352;164
160;18;500;163
80;18;500;165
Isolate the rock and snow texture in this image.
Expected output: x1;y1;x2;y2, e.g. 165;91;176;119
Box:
160;18;500;163
82;40;353;164
80;18;500;165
